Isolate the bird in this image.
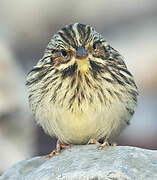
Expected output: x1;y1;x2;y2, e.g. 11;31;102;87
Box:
26;23;138;157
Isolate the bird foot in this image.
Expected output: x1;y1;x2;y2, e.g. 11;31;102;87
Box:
87;139;100;145
87;139;117;150
98;141;117;149
46;140;69;158
98;141;109;149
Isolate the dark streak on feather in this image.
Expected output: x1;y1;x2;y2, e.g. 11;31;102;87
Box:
58;32;71;46
26;68;50;86
51;92;57;103
81;91;85;99
63;89;69;99
92;55;105;60
70;77;76;88
117;67;133;77
78;71;82;81
26;67;42;77
102;77;114;84
106;88;113;97
126;107;135;116
62;27;77;49
55;83;62;92
97;92;103;103
89;60;104;73
108;70;125;86
61;63;77;79
114;91;122;102
85;75;91;87
85;26;91;42
99;86;106;101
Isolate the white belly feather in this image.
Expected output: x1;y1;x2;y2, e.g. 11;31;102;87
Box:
35;93;130;144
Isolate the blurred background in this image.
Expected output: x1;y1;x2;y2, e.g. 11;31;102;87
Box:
0;0;157;173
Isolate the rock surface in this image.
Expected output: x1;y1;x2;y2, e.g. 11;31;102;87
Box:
0;145;157;180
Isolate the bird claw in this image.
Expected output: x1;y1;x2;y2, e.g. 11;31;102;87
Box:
87;139;100;145
98;141;109;150
46;140;69;158
46;150;56;158
87;139;117;150
98;141;117;149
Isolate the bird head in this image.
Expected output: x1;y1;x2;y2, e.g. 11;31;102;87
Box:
41;23;111;76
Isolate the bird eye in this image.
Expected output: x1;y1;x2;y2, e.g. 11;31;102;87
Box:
93;43;97;50
61;49;67;57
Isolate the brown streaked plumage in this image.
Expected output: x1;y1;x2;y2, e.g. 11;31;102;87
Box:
26;23;138;156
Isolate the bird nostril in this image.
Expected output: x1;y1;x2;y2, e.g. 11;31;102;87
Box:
77;47;87;57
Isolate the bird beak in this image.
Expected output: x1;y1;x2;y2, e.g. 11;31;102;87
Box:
76;47;87;59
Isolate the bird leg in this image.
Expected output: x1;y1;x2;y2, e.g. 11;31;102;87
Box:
87;139;117;150
46;140;69;158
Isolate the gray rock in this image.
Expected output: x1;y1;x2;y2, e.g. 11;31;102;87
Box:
0;145;157;180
